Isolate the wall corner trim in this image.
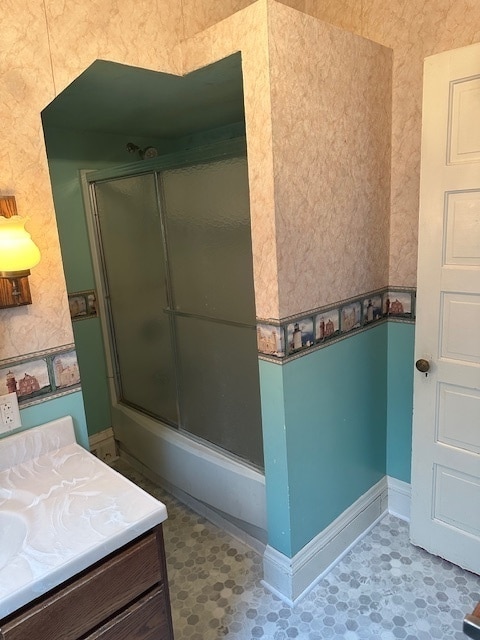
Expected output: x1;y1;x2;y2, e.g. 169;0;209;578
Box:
387;475;411;522
88;427;118;464
262;477;388;605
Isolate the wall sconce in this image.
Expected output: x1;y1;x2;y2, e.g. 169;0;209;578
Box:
0;197;41;308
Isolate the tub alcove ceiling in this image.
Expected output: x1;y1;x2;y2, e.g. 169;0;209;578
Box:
42;54;246;139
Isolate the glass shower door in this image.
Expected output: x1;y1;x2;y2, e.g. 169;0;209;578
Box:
93;173;178;425
89;145;264;469
160;155;264;467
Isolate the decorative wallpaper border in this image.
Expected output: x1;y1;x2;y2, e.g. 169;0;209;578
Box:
68;290;98;321
0;288;415;410
257;287;416;363
0;344;81;408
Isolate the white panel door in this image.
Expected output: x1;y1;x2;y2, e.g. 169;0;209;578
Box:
411;43;480;574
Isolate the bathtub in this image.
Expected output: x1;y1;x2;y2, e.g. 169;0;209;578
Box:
111;403;267;545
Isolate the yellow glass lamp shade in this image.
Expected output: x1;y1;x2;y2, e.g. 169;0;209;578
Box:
0;215;41;276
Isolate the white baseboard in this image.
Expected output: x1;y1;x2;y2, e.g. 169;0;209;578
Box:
262;476;412;605
262;477;388;605
387;475;411;522
89;427;118;464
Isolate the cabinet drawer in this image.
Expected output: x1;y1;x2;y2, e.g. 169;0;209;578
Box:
87;588;172;640
0;530;163;640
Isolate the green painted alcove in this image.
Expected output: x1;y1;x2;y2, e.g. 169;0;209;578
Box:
42;55;245;137
42;54;246;436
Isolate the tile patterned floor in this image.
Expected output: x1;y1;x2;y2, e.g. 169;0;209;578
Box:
112;459;480;640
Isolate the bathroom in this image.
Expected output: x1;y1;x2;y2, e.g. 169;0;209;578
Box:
1;0;479;635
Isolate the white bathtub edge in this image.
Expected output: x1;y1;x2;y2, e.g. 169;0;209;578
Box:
112;404;267;532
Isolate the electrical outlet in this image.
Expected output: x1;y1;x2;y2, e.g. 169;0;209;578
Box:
0;392;22;433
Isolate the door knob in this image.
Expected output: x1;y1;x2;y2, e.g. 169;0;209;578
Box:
415;358;430;373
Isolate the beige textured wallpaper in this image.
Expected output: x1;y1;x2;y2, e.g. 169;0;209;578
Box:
302;0;362;34
281;0;480;287
181;0;257;40
0;1;72;359
0;0;183;361
179;0;480;294
268;2;391;317
363;0;480;286
45;0;183;94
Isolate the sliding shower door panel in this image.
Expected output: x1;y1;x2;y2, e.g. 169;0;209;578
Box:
175;316;263;467
93;174;178;425
160;156;263;467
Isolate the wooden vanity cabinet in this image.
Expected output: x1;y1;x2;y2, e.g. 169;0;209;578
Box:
0;526;174;640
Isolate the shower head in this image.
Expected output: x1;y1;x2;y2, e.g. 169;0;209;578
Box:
142;146;158;159
126;142;158;160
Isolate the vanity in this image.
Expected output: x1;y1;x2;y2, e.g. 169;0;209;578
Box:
0;417;174;640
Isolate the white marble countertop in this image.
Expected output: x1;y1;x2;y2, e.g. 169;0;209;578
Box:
0;416;168;620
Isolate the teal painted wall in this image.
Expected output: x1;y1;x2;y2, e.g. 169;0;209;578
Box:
0;391;88;449
259;360;292;555
73;318;111;436
285;325;388;555
261;324;388;557
386;322;415;483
